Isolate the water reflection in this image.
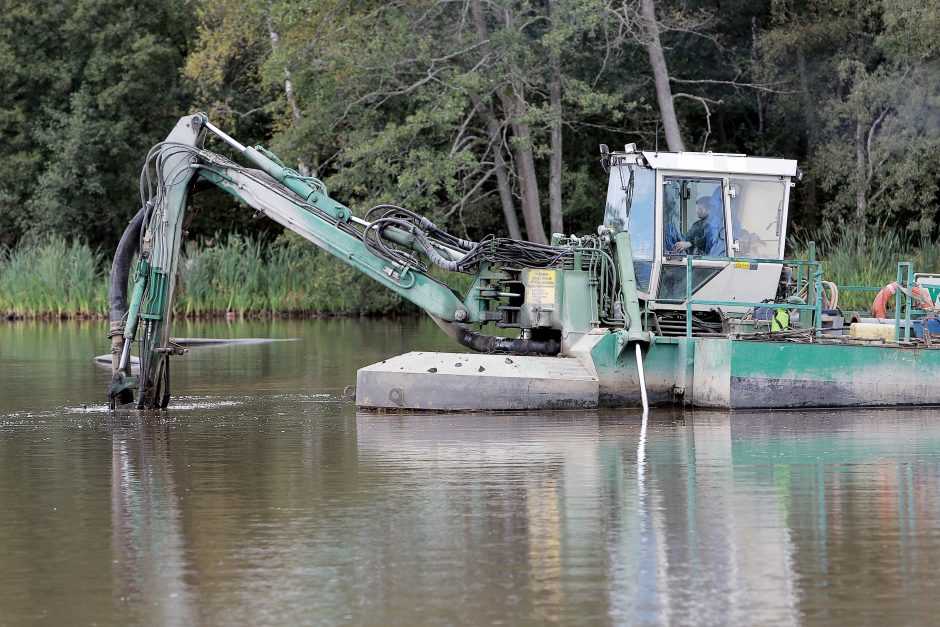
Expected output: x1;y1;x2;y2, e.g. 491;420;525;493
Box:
353;409;940;625
2;320;940;623
353;411;791;623
109;415;194;624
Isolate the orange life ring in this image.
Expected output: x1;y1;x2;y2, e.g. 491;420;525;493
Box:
871;282;932;318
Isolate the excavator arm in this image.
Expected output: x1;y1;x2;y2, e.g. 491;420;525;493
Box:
107;113;643;409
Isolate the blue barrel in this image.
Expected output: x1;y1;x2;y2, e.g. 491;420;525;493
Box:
912;316;940;338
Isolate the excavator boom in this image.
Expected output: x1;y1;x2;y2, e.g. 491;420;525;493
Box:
107;114;630;409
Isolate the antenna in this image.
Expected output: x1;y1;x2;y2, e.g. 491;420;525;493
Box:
655;120;660;155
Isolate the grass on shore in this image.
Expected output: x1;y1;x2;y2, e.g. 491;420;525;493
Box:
788;226;940;311
2;228;938;319
177;233;406;317
0;234;407;319
0;238;108;318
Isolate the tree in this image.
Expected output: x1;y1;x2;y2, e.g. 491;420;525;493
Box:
639;0;685;152
189;0;636;243
0;0;196;249
759;0;940;246
6;0;936;258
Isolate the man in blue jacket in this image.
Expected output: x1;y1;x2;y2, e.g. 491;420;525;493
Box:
673;196;712;255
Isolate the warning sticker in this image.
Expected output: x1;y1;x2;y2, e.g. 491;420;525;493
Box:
922;285;940;308
527;269;556;305
734;261;758;270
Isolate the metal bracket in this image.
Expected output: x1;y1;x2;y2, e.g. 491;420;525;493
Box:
614;328;654;358
107;371;139;409
154;342;188;356
388;387;405;406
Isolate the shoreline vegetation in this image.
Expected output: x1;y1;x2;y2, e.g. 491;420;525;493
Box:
0;234;427;321
1;231;937;320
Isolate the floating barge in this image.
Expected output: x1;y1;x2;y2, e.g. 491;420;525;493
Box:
107;116;940;412
356;148;940;411
357;292;940;411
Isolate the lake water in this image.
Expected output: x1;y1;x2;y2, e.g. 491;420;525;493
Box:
1;319;939;625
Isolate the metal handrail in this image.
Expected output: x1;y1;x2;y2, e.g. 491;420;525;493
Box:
895;261;913;343
836;285;882;292
644;255;921;343
680;254;824;338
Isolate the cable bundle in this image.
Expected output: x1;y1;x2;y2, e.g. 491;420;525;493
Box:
456;236;573;270
362;204;576;274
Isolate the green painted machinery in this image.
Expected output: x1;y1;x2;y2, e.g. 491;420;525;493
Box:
106;115;653;409
108;114;940;411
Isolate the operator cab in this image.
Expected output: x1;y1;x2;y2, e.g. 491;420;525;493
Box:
602;145;798;322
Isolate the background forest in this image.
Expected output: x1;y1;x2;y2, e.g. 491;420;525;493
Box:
1;0;940;316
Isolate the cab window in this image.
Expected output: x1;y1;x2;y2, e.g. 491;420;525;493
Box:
603;162;655;290
728;179;786;258
663;177;725;256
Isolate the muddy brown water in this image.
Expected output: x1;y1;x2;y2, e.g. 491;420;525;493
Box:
2;318;940;625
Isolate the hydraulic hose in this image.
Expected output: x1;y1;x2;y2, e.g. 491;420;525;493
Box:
451;325;561;355
108;206;147;324
108;206;148;372
429;315;561;356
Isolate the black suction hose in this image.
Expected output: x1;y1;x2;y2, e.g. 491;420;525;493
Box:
429;315;560;356
109;206;147;324
451;324;561;355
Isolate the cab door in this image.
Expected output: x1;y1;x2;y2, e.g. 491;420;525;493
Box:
656;174;729;306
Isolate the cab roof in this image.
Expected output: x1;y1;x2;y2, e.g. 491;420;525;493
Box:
617;149;799;178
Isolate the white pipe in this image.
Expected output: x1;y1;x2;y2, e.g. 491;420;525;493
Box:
635;343;649;413
204;120;246;153
635;343;649;497
636;403;649;487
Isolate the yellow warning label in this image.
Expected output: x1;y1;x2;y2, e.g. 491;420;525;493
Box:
734;261;758;270
527;269;556;305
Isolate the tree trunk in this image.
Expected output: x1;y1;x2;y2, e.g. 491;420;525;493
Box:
471;93;522;239
547;0;563;236
472;0;547;243
266;14;310;177
494;142;523;240
468;1;522;239
792;7;818;219
501;86;548;244
855;118;867;249
640;0;685;152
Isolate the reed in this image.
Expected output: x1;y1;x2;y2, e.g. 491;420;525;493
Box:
177;235;267;316
6;227;936;319
175;233;406;317
0;238;108;318
0;234;410;319
788;225;940;311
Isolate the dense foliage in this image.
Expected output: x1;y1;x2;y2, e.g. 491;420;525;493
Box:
1;0;939;254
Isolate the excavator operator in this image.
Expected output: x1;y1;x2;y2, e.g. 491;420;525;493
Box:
672;196;712;255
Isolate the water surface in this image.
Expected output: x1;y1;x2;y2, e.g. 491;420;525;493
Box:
1;319;939;625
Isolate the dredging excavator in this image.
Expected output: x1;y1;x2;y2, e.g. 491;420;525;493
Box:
107;113;940;411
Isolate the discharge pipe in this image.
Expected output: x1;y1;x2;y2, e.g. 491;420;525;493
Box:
612;229;651;410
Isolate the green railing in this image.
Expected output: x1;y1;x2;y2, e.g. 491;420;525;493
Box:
831;285;881;314
642;254;921;343
642;255;823;338
893;262;914;343
682;254;824;338
830;262;919;343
